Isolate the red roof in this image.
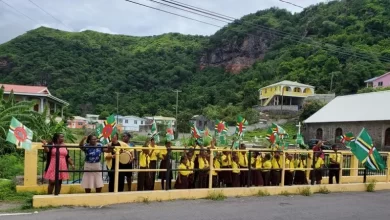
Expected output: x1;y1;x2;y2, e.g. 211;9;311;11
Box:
0;84;50;95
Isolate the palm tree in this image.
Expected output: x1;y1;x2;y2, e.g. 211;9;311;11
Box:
0;87;37;155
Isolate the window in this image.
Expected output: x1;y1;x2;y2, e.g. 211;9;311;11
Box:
125;120;128;123
378;81;383;87
119;119;123;123
335;128;343;142
78;122;84;126
134;120;137;124
316;128;323;140
385;128;390;146
141;121;143;125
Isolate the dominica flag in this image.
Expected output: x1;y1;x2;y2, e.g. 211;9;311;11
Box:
97;114;117;145
235;115;248;137
266;128;277;144
6;117;33;150
349;128;385;171
215;120;228;135
339;132;355;144
166;121;174;141
272;123;288;138
190;122;201;139
150;120;160;143
203;127;212;138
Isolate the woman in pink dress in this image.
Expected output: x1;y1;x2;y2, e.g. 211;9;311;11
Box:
42;133;74;194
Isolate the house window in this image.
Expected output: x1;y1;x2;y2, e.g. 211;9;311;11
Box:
134;120;137;125
141;121;143;125
78;122;83;126
335;128;343;142
125;120;128;123
316;128;323;140
385;128;390;146
378;81;383;87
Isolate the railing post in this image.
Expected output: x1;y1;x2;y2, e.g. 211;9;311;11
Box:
310;152;315;185
54;145;60;196
338;152;343;184
363;167;367;183
350;153;359;177
114;149;120;193
248;151;252;188
208;149;213;189
386;153;390;183
166;148;171;190
281;151;285;187
24;144;39;187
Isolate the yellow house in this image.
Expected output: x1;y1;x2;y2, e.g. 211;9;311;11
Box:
259;80;314;111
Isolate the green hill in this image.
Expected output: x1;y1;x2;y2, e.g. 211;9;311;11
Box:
1;0;390;129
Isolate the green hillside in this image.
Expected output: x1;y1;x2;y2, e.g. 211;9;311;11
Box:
1;0;390;129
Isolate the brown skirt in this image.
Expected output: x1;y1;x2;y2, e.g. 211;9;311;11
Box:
175;174;189;189
232;173;240;187
310;169;323;181
284;171;294;186
252;170;263;186
220;166;232;185
262;171;271;186
271;170;281;186
158;159;173;180
294;171;308;185
188;173;194;189
197;171;208;188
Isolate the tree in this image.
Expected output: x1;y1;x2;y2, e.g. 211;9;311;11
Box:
299;100;325;122
99;111;109;120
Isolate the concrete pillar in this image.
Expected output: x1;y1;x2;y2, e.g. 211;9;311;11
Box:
350;154;359;177
61;106;64;118
24;144;39;186
290;97;292;105
54;103;57;113
39;98;44;113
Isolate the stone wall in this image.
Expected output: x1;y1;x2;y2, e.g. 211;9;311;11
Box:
304;121;390;149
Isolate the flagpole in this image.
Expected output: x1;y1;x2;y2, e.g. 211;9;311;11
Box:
115;92;120;125
173;89;181;139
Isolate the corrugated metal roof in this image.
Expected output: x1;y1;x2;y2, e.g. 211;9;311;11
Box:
304;91;390;123
261;80;314;89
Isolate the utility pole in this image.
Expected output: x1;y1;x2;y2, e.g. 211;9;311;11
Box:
115;92;120;125
330;72;335;93
173;89;181;139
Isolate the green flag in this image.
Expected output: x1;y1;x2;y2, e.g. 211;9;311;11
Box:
339;132;355;145
166;121;174;141
96;114;117;145
235;115;248;138
349;128;386;171
6;117;33;150
296;134;304;145
150;120;160;143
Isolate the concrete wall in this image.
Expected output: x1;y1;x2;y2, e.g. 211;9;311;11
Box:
304;121;390;149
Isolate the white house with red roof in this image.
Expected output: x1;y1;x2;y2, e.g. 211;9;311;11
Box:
1;84;69;116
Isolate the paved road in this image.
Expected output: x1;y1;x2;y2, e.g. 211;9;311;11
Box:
3;191;390;220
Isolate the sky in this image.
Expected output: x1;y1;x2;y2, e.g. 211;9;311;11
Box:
0;0;326;44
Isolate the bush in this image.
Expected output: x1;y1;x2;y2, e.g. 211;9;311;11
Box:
0;179;34;201
0;154;24;179
280;190;292;196
298;187;312;196
205;191;226;201
257;189;270;197
366;180;376;192
318;186;330;194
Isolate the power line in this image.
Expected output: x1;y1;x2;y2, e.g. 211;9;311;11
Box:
124;0;222;28
162;0;390;63
28;0;72;31
279;0;304;9
169;0;235;20
146;0;228;23
0;0;38;23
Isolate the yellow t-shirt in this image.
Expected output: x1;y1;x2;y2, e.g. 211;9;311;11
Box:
178;164;190;176
272;158;282;169
221;154;232;166
262;160;272;172
329;153;341;164
254;156;262;169
158;148;168;159
193;146;201;155
238;153;248;167
315;157;324;169
211;160;220;176
296;159;306;171
232;161;240;173
286;159;294;171
139;152;150;168
148;145;160;161
198;157;209;169
186;160;194;174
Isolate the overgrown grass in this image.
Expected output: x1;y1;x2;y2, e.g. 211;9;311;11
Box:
317;186;330;194
256;189;270;197
366;180;377;192
280;190;292;196
205;191;226;201
298;187;312;196
244;122;298;143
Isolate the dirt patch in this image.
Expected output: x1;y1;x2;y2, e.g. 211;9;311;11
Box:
0;202;22;212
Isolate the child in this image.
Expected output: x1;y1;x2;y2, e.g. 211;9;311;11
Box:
251;152;263;186
198;150;209;188
137;143;150;191
284;154;294;186
175;157;190;189
294;154;308;185
271;153;282;186
220;150;232;187
211;156;220;188
262;154;272;186
310;152;324;185
231;155;240;187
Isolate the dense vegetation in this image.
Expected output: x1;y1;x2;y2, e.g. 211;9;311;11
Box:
1;0;390;129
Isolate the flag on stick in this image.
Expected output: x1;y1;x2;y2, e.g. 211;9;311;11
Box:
235;115;248;137
166;121;174;141
97;114;117;145
6;117;33;150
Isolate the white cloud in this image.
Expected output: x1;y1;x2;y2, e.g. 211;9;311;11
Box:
0;0;326;43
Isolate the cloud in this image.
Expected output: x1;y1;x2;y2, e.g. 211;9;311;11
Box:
0;0;326;44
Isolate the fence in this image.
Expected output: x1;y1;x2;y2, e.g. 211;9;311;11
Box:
25;143;390;195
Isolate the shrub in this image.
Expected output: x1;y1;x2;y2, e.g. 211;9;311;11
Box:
205;191;226;201
366;180;377;192
280;190;292;196
0;154;24;179
257;189;270;197
318;186;330;194
298;187;312;196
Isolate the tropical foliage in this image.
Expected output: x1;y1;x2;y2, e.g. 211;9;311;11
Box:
0;0;390;128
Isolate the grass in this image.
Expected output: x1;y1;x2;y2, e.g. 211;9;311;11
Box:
205;191;226;201
244;122;298;143
256;189;270;197
298;187;312;196
317;186;330;194
280;190;293;196
366;180;377;192
142;197;150;204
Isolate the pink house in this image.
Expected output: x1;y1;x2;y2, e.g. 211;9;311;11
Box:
365;72;390;88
